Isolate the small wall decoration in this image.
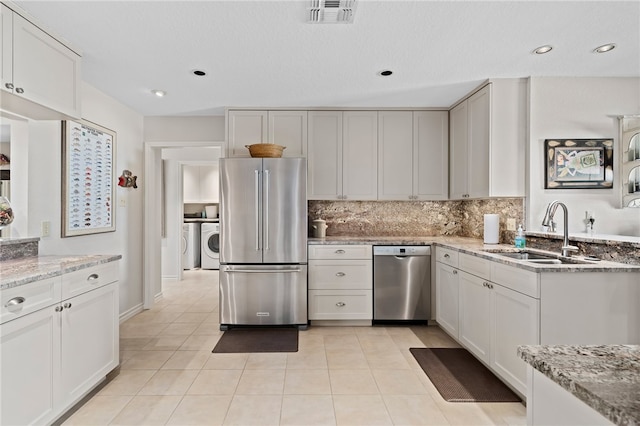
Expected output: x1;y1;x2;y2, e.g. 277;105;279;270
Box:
62;119;116;237
544;139;613;189
118;170;138;188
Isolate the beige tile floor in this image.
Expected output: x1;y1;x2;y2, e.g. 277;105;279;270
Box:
63;270;526;426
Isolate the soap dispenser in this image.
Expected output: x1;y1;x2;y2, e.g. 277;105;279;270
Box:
514;224;526;248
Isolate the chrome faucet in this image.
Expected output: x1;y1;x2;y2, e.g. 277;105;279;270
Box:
542;201;579;257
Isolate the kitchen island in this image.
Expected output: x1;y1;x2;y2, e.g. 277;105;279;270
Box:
518;345;639;426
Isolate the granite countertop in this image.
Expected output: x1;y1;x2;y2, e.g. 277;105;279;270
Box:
518;345;640;426
1;254;122;290
308;236;640;273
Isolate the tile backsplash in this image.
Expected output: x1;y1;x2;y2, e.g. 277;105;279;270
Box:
308;198;525;244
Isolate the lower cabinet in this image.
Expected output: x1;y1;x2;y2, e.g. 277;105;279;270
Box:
0;262;119;425
308;245;372;322
435;261;459;338
458;271;492;364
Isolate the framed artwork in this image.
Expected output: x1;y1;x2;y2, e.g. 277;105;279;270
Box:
62;119;116;237
544;139;613;189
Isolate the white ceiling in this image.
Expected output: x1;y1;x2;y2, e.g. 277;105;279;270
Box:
11;0;640;117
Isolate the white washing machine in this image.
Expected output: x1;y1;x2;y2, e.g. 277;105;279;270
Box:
182;222;201;270
201;222;220;269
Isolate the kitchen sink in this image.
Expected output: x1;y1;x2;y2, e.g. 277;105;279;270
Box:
482;249;595;265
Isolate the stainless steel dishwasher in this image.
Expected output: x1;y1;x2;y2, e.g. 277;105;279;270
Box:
373;245;431;323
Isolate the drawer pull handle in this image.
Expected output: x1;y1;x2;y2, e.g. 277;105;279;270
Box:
335;249;345;254
55;306;63;312
444;254;450;259
63;303;72;309
15;87;24;94
87;273;99;281
452;270;458;275
336;302;346;307
5;83;14;90
336;272;346;277
5;297;25;308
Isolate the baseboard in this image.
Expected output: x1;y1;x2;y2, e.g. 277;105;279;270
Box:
310;320;372;327
162;275;178;281
119;303;143;323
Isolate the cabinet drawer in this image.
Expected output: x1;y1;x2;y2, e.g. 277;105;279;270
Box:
61;262;118;300
491;262;539;298
1;276;62;325
308;289;372;320
308;245;371;260
436;247;459;267
308;260;372;290
459;253;491;280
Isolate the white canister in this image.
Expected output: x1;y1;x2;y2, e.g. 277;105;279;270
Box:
483;214;500;244
312;219;328;238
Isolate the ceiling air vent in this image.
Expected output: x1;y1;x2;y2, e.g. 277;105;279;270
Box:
308;0;357;24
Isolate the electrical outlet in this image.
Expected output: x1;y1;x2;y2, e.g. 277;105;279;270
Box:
119;197;126;207
41;221;50;237
506;218;516;231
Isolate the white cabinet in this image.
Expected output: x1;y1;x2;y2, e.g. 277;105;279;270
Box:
378;111;448;200
449;79;526;199
227;110;307;157
435;261;459;339
1;4;81;119
308;244;373;322
307;111;378;200
458;270;492;364
183;164;219;203
0;261;119;425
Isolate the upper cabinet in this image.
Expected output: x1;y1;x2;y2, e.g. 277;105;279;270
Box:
1;4;81;119
226;109;307;158
449;79;526;199
620;115;640;208
183;164;219;204
378;111;448;200
307;110;378;200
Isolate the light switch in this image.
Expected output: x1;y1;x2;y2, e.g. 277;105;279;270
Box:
119;197;126;207
41;221;51;237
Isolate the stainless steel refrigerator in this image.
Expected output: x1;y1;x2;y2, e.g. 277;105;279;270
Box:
219;157;307;330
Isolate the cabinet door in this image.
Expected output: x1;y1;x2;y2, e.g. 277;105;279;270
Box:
60;283;118;408
12;13;81;118
435;262;459;339
414;111;448;200
467;85;490;198
1;305;61;426
1;4;12;93
227;110;268;157
449;100;468;199
307;111;342;200
268;111;307;157
458;271;492;364
492;283;539;396
183;164;200;203
343;111;378;200
200;165;219;203
377;111;413;200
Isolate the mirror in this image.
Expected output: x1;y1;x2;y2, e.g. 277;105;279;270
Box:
0;124;10;238
628;166;640;194
628;133;640;161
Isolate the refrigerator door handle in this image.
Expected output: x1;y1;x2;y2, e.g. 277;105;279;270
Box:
264;169;270;251
254;169;261;251
224;267;303;273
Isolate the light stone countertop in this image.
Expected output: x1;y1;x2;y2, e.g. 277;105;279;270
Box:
308;236;640;273
518;345;640;426
1;254;122;290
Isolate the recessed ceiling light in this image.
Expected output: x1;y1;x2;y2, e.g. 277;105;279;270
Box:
533;45;553;54
192;70;207;76
151;90;166;97
594;43;616;53
378;70;393;76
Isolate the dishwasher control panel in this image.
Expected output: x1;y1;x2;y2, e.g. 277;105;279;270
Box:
373;246;431;256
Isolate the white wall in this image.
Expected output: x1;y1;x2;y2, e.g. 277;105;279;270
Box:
27;82;145;318
527;77;640;237
144;116;225;142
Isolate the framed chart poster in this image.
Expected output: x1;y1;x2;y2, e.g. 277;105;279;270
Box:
62;119;116;237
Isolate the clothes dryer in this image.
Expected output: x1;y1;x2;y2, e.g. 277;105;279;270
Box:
201;222;220;269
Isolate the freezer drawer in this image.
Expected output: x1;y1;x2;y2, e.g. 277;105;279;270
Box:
219;264;308;328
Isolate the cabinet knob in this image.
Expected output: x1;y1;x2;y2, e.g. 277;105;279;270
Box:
336;302;346;307
444;254;450;259
63;302;72;309
5;297;25;308
55;306;63;312
87;273;99;281
4;83;14;90
335;249;345;254
335;272;346;277
452;270;458;275
15;87;24;94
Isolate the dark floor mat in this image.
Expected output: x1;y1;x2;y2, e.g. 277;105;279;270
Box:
410;347;521;402
212;327;299;353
